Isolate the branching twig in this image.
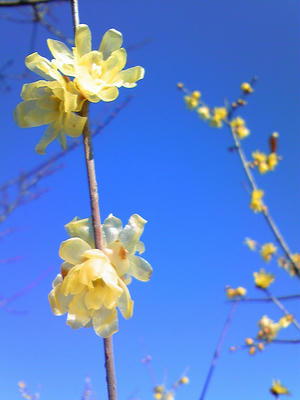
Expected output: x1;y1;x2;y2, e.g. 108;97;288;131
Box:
199;301;239;400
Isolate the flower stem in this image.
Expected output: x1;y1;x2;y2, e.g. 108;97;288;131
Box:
229;127;299;276
199;300;238;400
70;2;118;399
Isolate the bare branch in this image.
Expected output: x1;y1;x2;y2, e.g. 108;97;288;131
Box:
0;0;67;7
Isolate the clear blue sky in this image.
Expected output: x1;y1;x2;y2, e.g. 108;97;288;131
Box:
0;0;300;399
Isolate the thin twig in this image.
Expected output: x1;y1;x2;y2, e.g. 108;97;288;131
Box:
229;127;298;275
263;289;300;332
199;301;238;400
233;294;300;303
70;1;118;399
0;0;67;6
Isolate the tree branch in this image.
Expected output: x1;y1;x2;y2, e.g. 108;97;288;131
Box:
0;0;67;6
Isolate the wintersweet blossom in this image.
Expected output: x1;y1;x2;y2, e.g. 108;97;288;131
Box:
257;315;292;342
240;82;253;94
65;213;152;284
47;25;145;102
270;380;290;396
184;95;199;110
226;286;247;299
14;54;86;154
250;189;264;213
244;237;257;251
252;150;269;174
197;106;210;120
253;269;275;289
230;116;250;139
49;213;152;337
260;243;277;262
267;152;279;170
209;107;227;128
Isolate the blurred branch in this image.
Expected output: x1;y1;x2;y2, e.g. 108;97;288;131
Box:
0;0;67;6
235;294;300;303
199;300;239;400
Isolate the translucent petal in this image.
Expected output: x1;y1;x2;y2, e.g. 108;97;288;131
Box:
92;307;118;337
47;38;75;75
99;29;123;60
113;66;145;88
20;80;54;100
25;52;60;81
63;112;87;137
56;131;67;150
84;281;107;310
75;24;92;58
65;217;94;246
117;279;134;319
98;86;119;102
136;240;145;254
102;213;122;245
48;282;72;315
106;241;130;276
61;266;85;296
129;255;152;282
78;257;110;288
35;123;60;155
119;214;147;253
60;261;74;278
102;49;127;81
59;237;91;264
14;100;57;128
63;89;80;113
66;293;91;328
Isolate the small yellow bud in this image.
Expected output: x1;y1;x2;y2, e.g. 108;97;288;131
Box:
177;82;184;89
179;376;189;384
231;102;237;108
237;98;247;106
245;338;254;346
191;90;201;99
230;346;236;352
154;393;163;400
249;346;256;355
257;343;264;351
240;82;253;94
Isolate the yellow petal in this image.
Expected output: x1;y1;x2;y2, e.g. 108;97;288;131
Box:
47;38;75;76
98;86;119;102
99;29;123;60
118;279;134;319
25;52;60;81
129;255;152;282
92;307;118;337
102;48;127;81
59;237;91;264
75;24;92;58
63;112;87;137
35;123;60;154
106;241;130;276
113;66;145;88
14;100;57;128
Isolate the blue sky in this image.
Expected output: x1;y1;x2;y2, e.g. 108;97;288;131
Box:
0;0;300;399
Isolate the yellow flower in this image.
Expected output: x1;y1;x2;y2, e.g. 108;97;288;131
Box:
252;150;269;174
270;380;290;396
257;315;281;342
191;90;201;99
248;346;256;355
250;189;264;213
49;213;152;337
209;107;227;128
240;82;253;94
253;269;275;289
236;126;250;139
244;237;257;251
260;243;277;262
278;314;293;328
48;25;145;102
179;376;189;384
267;153;279;170
184;95;199;110
14;54;86;154
230;116;250;139
154;394;162;400
197;106;210;120
65;213;152;284
226;286;247;299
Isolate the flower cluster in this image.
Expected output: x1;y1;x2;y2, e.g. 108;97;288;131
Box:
14;25;144;154
153;376;189;400
270;380;290;396
230;116;250;139
260;242;277;262
49;214;152;337
257;315;293;342
225;285;247;299
251;150;279;174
